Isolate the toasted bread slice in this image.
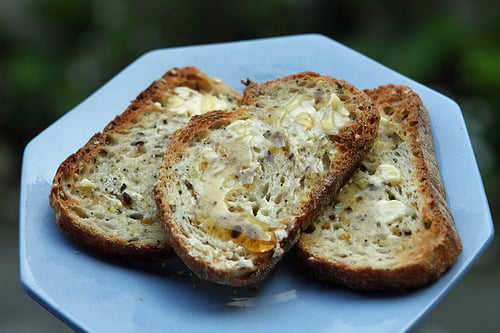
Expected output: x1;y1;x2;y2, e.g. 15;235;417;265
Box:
154;72;379;286
297;85;462;291
49;67;241;261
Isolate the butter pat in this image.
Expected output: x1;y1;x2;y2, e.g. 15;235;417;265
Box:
295;113;314;129
78;178;96;188
168;86;234;117
280;93;351;138
375;199;407;224
371;164;402;185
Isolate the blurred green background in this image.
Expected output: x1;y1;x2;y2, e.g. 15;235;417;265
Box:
1;0;498;332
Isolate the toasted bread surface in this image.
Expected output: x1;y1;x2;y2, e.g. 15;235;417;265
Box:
155;72;379;285
49;67;241;261
297;85;462;291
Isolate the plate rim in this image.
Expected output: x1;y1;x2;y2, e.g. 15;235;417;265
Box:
19;33;495;333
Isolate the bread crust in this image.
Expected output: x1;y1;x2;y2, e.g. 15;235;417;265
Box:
49;67;241;261
155;72;379;285
297;85;462;291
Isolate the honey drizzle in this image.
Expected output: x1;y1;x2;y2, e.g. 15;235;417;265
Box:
193;216;276;253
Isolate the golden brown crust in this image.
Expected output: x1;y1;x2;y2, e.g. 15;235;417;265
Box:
155;72;379;285
157;112;269;285
156;111;285;286
242;72;380;232
297;84;462;291
49;67;241;261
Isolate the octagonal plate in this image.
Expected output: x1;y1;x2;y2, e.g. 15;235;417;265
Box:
20;34;494;333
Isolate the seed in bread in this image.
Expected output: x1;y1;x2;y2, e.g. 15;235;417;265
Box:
155;71;379;286
49;67;241;261
297;84;462;291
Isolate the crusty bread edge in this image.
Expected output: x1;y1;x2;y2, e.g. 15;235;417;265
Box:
297;84;462;291
49;67;241;261
156;110;275;285
154;72;380;285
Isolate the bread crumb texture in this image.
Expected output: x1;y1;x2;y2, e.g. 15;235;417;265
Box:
298;84;462;291
301;108;423;267
65;87;236;240
157;72;378;284
50;67;240;260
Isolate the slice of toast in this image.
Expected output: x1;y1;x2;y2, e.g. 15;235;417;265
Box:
297;85;462;291
49;67;241;261
154;71;379;286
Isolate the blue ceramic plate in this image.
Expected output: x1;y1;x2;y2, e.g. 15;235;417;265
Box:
20;34;494;333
